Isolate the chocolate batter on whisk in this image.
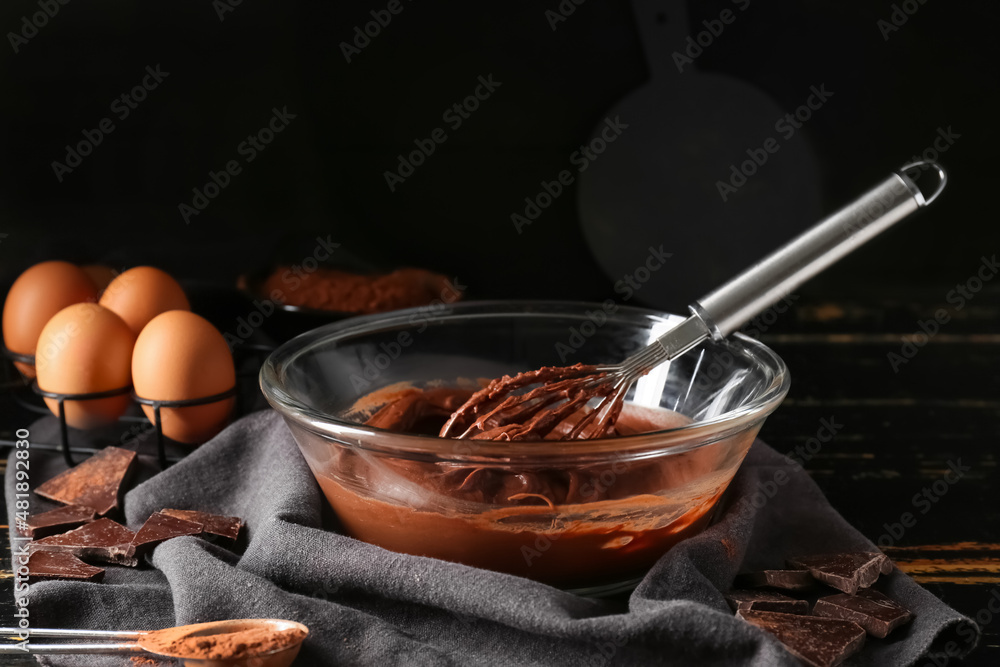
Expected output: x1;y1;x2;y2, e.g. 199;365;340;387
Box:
438;363;630;441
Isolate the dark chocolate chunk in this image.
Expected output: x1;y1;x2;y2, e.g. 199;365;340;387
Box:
34;447;137;516
786;552;888;595
736;569;817;592
725;590;810;614
159;509;242;541
738;610;866;667
28;551;105;582
23;505;96;539
132;512;203;555
30;518;137;566
813;589;913;638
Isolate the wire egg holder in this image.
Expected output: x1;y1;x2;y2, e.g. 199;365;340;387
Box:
2;343;271;469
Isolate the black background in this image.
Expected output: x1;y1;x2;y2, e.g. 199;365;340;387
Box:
2;4;1000;664
0;0;996;305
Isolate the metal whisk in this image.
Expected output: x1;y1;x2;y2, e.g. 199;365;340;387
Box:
439;161;946;441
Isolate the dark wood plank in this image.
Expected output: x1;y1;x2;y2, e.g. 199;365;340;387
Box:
756;291;1000;664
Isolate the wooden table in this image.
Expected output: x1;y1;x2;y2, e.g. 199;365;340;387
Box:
756;284;1000;664
2;286;997;665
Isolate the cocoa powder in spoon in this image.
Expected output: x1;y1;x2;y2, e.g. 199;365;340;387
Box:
142;625;306;660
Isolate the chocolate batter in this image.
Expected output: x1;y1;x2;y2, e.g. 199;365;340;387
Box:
313;385;748;588
437;363;620;440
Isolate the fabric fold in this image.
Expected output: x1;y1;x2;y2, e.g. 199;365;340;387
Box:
6;410;979;666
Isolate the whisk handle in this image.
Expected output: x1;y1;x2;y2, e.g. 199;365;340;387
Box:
691;161;946;338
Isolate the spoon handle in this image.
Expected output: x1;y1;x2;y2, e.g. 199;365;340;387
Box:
0;642;142;654
0;626;143;639
692;160;947;338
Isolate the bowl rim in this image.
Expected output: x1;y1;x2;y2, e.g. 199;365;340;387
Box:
259;300;790;458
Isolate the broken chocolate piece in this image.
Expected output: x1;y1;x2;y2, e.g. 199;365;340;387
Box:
736;569;816;592
787;552;888;595
23;505;96;539
27;551;105;582
738;610;865;667
34;446;137;516
132;512;203;555
159;509;242;541
813;589;913;639
30;518;137;566
725;590;809;614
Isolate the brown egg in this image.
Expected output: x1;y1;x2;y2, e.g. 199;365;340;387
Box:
35;303;135;429
2;261;99;378
81;264;118;295
99;266;189;335
132;310;235;444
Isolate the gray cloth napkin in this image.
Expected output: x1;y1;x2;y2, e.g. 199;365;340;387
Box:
6;410;979;666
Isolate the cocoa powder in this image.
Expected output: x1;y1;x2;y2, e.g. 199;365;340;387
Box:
142;625;306;660
130;656;168;666
263;266;455;314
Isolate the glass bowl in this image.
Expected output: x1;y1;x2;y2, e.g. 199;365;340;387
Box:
260;301;790;593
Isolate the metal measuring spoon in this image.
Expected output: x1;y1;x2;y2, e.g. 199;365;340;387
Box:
1;618;308;667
